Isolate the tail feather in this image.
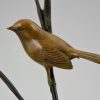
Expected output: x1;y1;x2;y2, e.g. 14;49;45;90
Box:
75;50;100;64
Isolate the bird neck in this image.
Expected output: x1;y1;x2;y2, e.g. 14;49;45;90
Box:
30;23;50;40
15;31;31;48
25;28;47;40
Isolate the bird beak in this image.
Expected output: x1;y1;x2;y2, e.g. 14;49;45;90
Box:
7;26;14;31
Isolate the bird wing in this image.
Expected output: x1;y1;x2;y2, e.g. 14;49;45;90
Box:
39;41;73;69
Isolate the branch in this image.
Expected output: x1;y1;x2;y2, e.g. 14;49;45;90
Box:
35;0;52;32
0;70;24;100
44;0;52;32
35;0;45;30
35;0;58;100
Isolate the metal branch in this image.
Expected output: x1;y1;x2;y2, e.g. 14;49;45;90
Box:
44;0;51;15
43;0;52;32
35;0;58;100
35;0;45;30
0;70;24;100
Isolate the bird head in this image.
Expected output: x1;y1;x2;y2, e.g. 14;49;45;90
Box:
7;19;46;39
7;19;34;33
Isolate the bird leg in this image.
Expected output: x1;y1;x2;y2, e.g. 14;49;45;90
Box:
45;66;58;100
45;65;55;86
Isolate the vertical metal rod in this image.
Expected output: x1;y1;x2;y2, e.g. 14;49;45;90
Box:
35;0;58;100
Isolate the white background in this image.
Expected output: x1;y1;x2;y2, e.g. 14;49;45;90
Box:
0;0;100;100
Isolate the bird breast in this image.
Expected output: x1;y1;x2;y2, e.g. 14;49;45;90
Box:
21;39;42;59
25;39;42;53
21;39;46;64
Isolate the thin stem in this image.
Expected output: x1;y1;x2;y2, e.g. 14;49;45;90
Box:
0;70;24;100
35;0;45;30
35;0;58;100
44;0;52;32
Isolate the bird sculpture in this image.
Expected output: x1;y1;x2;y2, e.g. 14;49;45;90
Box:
7;19;100;84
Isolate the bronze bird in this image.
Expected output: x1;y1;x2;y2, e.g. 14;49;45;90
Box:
7;19;100;83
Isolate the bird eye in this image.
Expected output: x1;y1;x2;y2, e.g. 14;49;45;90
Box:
18;27;24;31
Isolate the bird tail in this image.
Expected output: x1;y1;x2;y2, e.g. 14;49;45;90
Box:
75;50;100;64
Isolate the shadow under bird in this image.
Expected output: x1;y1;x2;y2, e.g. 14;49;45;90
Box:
7;19;100;80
